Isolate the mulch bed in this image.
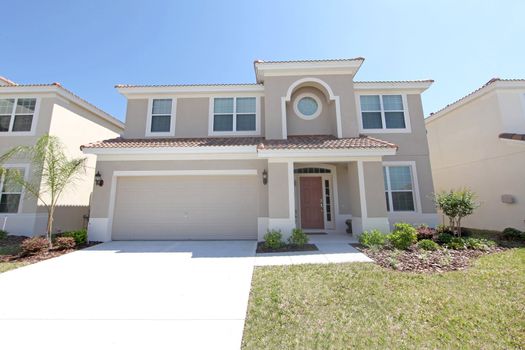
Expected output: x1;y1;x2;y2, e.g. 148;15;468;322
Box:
351;244;507;273
256;242;318;253
0;235;100;265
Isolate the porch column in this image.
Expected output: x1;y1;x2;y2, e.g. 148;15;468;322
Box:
349;160;390;235
261;160;296;240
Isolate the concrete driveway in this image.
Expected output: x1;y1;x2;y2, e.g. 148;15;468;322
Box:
0;240;257;350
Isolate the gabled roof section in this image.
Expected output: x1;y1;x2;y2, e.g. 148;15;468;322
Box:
0;82;124;129
426;78;525;124
0;76;17;86
254;58;365;83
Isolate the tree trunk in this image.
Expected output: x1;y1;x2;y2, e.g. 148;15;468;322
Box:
46;208;54;248
457;218;462;237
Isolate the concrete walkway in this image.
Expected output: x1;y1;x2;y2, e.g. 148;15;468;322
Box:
0;241;257;350
255;233;373;266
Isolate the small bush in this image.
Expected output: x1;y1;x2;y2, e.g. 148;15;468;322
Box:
21;237;49;254
288;228;309;247
263;230;284;250
62;229;87;245
389;222;417;250
436;224;451;234
54;236;76;250
417;239;440;251
436;232;453;245
502;227;523;241
359;229;387;248
0;229;7;240
464;237;496;251
415;224;436;240
446;237;467;250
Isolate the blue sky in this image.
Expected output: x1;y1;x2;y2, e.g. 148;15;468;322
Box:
2;0;524;121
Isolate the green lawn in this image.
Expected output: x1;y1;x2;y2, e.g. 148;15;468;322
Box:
242;249;525;349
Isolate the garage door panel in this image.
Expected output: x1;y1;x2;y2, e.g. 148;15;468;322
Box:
112;176;258;240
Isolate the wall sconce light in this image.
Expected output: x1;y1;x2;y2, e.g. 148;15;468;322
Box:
94;171;104;187
262;169;268;185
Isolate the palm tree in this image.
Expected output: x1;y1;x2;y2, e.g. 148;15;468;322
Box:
0;135;87;246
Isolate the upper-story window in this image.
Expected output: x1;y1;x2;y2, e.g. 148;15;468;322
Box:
146;98;176;136
211;97;258;134
359;94;410;132
0;98;37;134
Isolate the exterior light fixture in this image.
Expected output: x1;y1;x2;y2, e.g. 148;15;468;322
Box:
262;169;268;185
94;171;104;187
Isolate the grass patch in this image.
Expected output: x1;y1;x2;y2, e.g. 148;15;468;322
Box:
242;249;525;349
0;261;28;273
0;245;22;256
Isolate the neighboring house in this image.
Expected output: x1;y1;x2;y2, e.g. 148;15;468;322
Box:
426;78;525;231
82;58;437;242
0;77;124;235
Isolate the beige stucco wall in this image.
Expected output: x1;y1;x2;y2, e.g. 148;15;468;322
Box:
364;161;389;218
267;162;289;218
123;99;148;138
346;162;362;217
90;159;269;218
427;90;525;230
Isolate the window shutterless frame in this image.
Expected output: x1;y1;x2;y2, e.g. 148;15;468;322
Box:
208;96;260;136
0;164;29;214
145;98;177;137
0;97;40;136
356;93;411;133
382;161;421;213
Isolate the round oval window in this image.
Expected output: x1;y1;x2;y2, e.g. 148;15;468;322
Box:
297;97;318;116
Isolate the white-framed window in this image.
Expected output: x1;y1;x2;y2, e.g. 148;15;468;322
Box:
0;166;26;214
0;98;38;134
209;97;259;135
358;94;410;132
146;98;176;136
383;164;417;212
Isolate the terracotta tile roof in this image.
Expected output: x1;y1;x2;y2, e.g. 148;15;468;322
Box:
499;133;525;142
253;57;365;64
115;83;261;88
0;76;17;86
81;135;397;151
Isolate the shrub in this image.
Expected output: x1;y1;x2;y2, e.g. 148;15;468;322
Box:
463;237;496;251
0;229;7;240
436;232;453;245
415;224;435;240
502;227;524;241
21;237;49;254
433;189;479;236
389;222;417;250
288;228;309;247
263;230;284;250
55;236;76;250
62;229;87;245
417;239;440;251
359;229;387;248
446;237;467;250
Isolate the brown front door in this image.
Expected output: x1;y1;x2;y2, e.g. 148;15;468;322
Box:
300;177;324;229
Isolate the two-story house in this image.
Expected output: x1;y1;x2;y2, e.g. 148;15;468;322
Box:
0;77;124;236
426;78;525;231
82;58;437;242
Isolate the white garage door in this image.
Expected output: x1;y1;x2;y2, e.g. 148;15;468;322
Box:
112;175;258;240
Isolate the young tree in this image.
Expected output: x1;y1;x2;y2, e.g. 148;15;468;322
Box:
0;135;87;246
433;189;478;236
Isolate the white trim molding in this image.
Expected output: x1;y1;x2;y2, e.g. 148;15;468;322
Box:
354;80;433;94
355;93;412;134
293;92;323;120
145;98;177;137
